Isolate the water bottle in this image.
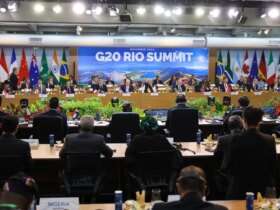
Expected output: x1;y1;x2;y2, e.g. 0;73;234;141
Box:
114;190;123;210
196;129;202;145
246;192;254;210
95;112;101;121
126;133;132;145
49;134;55;147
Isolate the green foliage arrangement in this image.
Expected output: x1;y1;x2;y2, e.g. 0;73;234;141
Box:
264;95;280;108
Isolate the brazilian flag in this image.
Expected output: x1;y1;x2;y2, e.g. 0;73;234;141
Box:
59;48;69;85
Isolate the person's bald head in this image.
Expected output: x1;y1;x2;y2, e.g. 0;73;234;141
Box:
176;166;207;198
80;115;94;132
228;115;244;132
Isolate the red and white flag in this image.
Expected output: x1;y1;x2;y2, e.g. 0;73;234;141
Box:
0;48;9;82
242;49;250;75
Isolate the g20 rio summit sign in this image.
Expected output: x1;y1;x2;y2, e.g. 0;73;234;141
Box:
78;47;208;83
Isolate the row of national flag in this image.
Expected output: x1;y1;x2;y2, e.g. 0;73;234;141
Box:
216;50;280;86
0;48;70;87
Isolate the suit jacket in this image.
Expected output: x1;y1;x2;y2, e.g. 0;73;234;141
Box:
91;83;100;91
144;83;154;93
59;132;113;159
0;134;31;172
120;85;134;93
153;192;227;210
125;132;182;169
227;128;277;199
40;109;68;135
152;79;163;87
9;73;18;91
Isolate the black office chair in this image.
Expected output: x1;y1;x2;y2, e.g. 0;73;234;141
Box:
167;108;199;141
128;150;178;201
108;112;141;143
61;152;106;202
33;115;65;144
0;155;27;187
20;98;29;109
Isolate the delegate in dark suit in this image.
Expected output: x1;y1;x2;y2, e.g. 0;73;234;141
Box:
59;132;113;159
153;192;227;210
227;128;277;199
0;133;31;172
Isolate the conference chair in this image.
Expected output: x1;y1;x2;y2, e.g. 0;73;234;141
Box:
20;98;29;109
127;150;178;201
33;115;65;144
166;108;199;141
0;155;27;187
61;152;106;202
108;112;141;143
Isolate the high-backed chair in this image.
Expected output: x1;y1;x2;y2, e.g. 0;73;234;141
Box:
128;150;178;200
166;108;199;141
61;152;106;202
109;113;140;143
33;115;65;144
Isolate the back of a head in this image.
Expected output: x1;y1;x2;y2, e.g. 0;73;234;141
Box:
2;116;18;134
122;102;132;112
80;115;94;132
243;106;263;127
176;94;187;104
49;97;59;109
238;96;250;108
140;116;159;134
176;165;207;197
228;115;244;131
0;173;38;210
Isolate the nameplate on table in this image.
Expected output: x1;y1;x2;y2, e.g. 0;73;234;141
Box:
39;94;48;98
97;93;106;97
122;93;131;97
66;94;75;98
167;195;180;202
21;139;39;149
151;92;159;96
177;92;185;95
231;92;239;95
254;92;263;95
5;94;15;99
203;92;212;96
38;197;79;210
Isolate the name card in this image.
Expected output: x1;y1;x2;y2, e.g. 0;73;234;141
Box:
38;197;79;210
151;92;159;96
21;139;39;149
97;93;106;97
5;94;15;99
203;92;212;96
177;92;186;95
39;94;48;98
122;93;131;96
66;94;75;97
254;92;263;95
231;92;239;95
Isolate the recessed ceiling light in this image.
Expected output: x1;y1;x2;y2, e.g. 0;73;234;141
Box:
109;6;119;17
85;9;92;15
0;7;6;13
228;8;239;18
172;7;183;16
195;7;205;17
93;6;103;15
164;9;171;17
261;13;267;19
34;3;45;14
268;8;279;19
53;4;62;14
154;4;164;15
72;2;86;15
209;8;221;18
264;29;270;34
7;1;17;12
136;6;146;16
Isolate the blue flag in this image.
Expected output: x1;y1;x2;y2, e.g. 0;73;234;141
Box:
249;51;258;82
216;50;224;78
29;54;39;88
9;48;17;74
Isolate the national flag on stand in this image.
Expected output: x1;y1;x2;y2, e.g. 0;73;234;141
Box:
258;50;267;81
59;48;69;85
50;50;60;84
242;49;250;75
18;49;28;83
277;54;280;79
248;50;258;82
9;48;17;74
233;51;241;83
0;49;9;82
29;53;40;88
215;50;224;78
267;50;276;86
224;50;233;83
40;49;49;84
